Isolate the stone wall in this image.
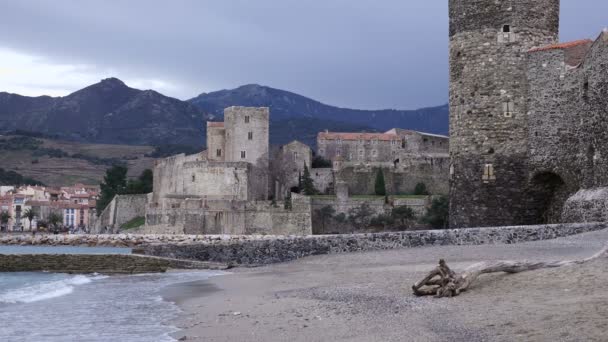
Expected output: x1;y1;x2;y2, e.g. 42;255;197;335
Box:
448;0;560;228
311;168;333;194
311;196;429;234
144;193;312;236
92;194;149;233
140;222;607;265
0;254;226;274
336;157;449;196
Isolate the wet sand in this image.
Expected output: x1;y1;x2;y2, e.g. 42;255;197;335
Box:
169;229;608;341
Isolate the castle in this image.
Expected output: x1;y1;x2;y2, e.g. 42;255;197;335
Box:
133;105;450;235
449;0;608;227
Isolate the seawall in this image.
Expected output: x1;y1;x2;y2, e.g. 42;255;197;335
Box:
138;222;607;265
0;254;229;274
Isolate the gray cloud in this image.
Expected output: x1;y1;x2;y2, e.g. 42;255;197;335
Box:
0;0;606;109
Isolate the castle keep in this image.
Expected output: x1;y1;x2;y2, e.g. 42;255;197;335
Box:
449;0;608;227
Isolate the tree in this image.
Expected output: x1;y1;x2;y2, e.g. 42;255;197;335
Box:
48;212;63;231
312;155;332;168
392;205;416;227
0;211;11;231
125;169;153;194
347;203;374;231
414;182;430;195
316;205;336;232
370;213;395;230
374;169;387;196
301;164;318;196
421;196;449;229
22;208;36;231
97;165;128;215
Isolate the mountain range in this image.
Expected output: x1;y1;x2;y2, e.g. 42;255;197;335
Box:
0;78;448;148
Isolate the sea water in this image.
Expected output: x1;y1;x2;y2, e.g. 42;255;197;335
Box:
0;246;224;342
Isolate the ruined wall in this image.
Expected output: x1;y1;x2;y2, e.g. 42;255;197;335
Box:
449;0;560;228
336;157;449;196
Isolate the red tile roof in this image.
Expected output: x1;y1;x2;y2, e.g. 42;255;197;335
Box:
529;39;593;52
318;132;401;142
207;122;225;128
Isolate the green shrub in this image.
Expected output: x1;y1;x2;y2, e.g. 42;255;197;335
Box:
421;196;449;229
413;182;429;195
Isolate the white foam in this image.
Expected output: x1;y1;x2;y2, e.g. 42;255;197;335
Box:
0;274;108;304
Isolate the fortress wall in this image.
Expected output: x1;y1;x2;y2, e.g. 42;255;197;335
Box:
92;194;148;233
337;157;449;196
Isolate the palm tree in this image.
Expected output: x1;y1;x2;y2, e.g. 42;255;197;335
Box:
48;212;63;233
23;208;36;232
0;211;11;232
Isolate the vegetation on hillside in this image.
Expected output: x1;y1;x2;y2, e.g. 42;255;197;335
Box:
0;168;43;186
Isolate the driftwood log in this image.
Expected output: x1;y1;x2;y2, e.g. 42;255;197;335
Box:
412;244;608;298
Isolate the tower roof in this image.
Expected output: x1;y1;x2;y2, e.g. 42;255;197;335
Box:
529;39;593;52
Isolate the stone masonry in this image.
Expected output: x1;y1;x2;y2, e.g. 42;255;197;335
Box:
449;0;608;227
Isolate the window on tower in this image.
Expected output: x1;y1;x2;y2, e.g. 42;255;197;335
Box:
503;101;515;118
502;25;510;33
248;132;253;140
482;164;496;183
241;151;246;159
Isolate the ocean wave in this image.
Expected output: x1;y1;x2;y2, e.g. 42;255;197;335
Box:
0;274;108;304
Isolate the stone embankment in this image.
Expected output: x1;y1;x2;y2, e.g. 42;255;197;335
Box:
141;222;607;265
2;222;606;266
0;254;229;274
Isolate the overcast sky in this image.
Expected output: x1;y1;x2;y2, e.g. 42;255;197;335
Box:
0;1;606;110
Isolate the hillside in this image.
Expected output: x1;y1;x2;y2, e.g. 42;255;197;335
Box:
190;84;449;136
0;134;157;186
0;78;211;147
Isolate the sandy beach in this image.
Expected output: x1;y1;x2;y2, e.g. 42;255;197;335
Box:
166;229;608;342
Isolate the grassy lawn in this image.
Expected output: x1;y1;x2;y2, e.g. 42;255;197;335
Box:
121;216;145;230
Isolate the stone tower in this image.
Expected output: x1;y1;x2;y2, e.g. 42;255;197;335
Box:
448;0;559;227
224;106;270;166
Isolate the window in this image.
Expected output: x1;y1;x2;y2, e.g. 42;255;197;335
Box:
245;116;250;123
337;149;342;156
502;25;510;33
216;149;222;157
503;101;515;117
192;174;196;182
372;150;377;157
241;151;246;159
482;164;496;182
293;152;298;161
359;150;364;156
248;132;253;140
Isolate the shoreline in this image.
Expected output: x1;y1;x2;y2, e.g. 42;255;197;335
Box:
167;229;608;341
